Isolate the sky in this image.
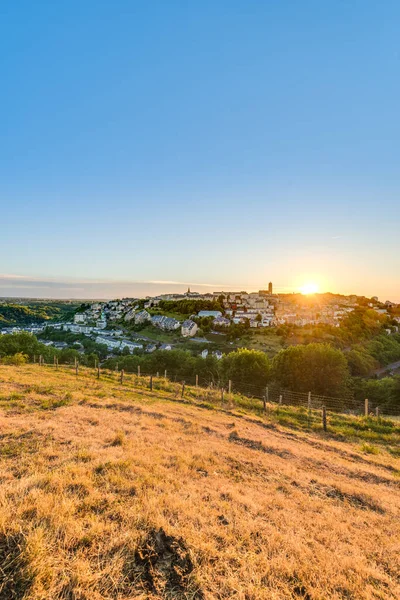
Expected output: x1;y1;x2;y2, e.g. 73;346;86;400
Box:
1;1;399;301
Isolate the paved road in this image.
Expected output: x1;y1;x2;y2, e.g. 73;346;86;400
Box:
374;360;400;376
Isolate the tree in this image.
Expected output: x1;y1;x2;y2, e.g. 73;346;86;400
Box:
347;348;378;377
219;349;270;395
272;343;351;399
0;332;41;358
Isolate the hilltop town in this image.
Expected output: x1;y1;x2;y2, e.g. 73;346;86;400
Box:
2;285;398;360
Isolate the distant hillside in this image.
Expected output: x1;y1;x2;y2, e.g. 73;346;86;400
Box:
0;301;79;326
0;364;399;599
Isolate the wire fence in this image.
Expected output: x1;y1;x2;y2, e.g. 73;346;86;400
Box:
24;355;400;428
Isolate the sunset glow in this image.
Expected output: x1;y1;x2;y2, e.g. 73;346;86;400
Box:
299;282;319;295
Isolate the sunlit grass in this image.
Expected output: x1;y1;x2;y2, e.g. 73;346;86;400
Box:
0;364;399;599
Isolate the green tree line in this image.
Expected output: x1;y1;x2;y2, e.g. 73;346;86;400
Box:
2;333;399;411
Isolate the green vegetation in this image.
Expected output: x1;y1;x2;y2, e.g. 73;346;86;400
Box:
157;298;223;316
353;376;400;413
219;348;270;394
272;343;352;400
277;306;400;376
2;316;400;414
0;332;103;367
0;301;79;326
38;327;109;359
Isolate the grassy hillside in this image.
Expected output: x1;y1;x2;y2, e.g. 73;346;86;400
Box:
0;365;399;599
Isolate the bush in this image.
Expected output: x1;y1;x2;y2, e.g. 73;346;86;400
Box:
219;349;270;394
272;343;351;400
1;352;28;365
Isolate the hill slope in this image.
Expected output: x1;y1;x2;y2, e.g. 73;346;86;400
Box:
0;365;399;599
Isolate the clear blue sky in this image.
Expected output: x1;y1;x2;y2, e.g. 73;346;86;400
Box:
1;1;399;300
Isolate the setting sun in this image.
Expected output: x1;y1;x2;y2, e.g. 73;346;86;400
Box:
299;282;319;295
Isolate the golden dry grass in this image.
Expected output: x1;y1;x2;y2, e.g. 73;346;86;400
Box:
0;364;399;599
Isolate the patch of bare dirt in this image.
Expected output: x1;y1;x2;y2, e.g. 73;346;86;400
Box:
132;527;204;598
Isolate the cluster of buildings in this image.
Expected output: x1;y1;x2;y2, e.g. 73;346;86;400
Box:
2;286;399;359
70;286;400;333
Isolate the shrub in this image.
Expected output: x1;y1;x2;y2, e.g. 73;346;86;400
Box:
1;352;28;366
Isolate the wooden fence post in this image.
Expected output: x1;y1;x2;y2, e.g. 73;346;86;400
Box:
181;382;185;398
375;406;379;419
75;362;79;376
120;370;124;384
54;356;56;367
263;396;267;414
322;406;327;432
195;374;199;388
97;364;100;379
116;363;119;372
156;371;159;378
221;388;224;402
164;369;167;379
149;375;153;391
56;357;59;371
307;392;312;427
34;354;36;364
365;398;369;417
228;380;232;394
138;365;141;378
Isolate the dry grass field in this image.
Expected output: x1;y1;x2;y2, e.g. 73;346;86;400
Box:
0;365;399;599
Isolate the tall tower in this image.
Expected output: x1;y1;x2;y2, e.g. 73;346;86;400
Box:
268;281;273;295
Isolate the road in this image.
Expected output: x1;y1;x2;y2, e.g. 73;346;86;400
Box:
374;360;400;377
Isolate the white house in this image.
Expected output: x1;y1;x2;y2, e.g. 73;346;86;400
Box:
198;310;222;318
134;310;151;325
95;336;121;350
160;343;172;351
181;319;198;337
74;313;87;324
120;341;144;353
151;315;180;331
213;316;230;327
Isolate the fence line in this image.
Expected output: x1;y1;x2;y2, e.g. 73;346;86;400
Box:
25;359;400;424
